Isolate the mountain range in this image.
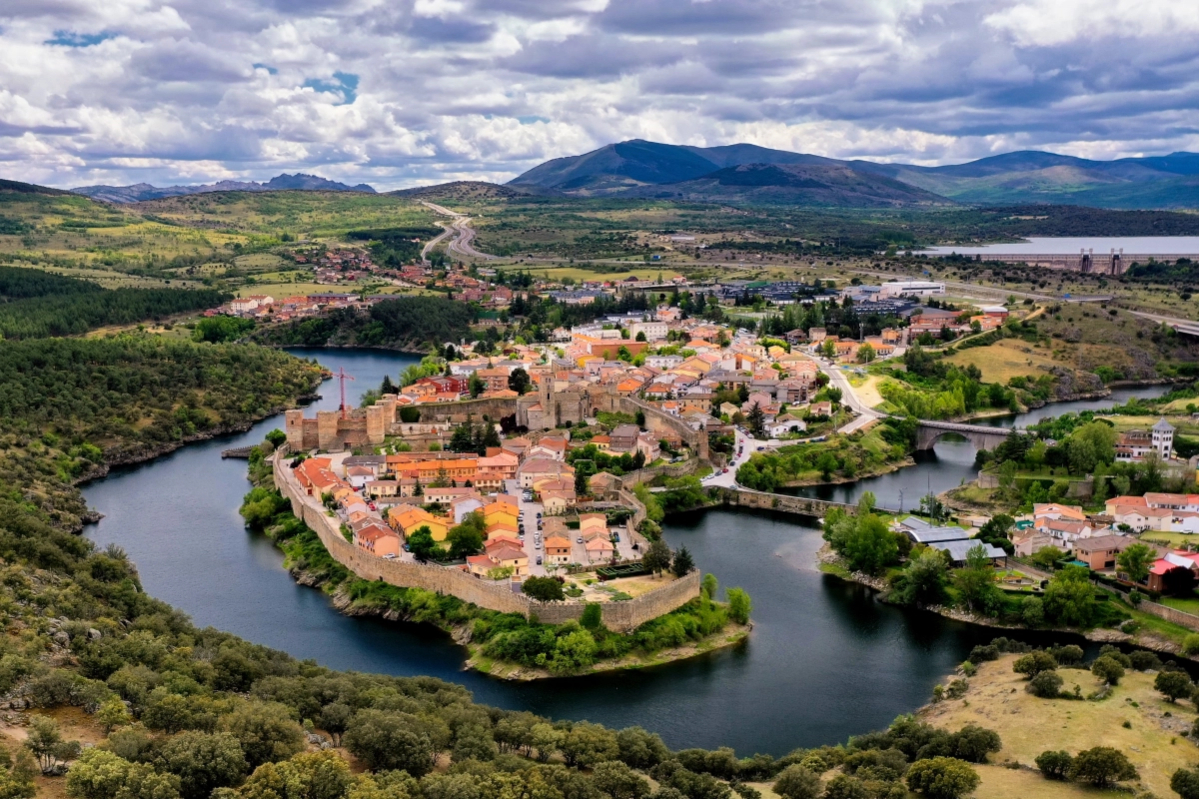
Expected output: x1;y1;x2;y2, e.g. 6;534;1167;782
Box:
507;140;1199;209
71;173;376;203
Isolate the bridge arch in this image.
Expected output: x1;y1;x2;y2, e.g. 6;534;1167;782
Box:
915;421;1022;452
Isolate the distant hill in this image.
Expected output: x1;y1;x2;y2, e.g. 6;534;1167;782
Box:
509;140;1199;209
391;181;531;201
623;163;951;207
0;178;71;196
72;173;376;203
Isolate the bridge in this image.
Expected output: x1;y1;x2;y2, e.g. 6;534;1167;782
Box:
961;251;1199;276
220;446;257;459
915;420;1024;451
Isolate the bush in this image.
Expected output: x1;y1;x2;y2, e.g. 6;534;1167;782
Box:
1091;656;1125;686
1069;747;1137;787
1027;671;1063;698
771;765;820;799
905;757;979;799
968;644;999;663
1012;651;1057;678
522;577;566;602
1183;634;1199;655
1155;670;1194;703
1047;644;1084;666
1035;750;1073;780
1172;766;1199;799
1129;650;1162;671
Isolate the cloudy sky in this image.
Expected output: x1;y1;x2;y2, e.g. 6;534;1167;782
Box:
2;0;1198;190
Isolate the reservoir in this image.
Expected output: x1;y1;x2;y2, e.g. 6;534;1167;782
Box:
919;236;1199;257
82;348;1139;755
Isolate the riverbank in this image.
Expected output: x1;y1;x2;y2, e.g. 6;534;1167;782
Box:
780;454;916;488
815;543;1199;660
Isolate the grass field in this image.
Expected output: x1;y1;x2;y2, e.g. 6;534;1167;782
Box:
945;338;1061;383
923;654;1198;798
1142;531;1199;548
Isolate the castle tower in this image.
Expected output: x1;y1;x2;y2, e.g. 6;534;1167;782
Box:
366;404;386;445
316;410;340;451
1152;418;1175;460
284;409;305;450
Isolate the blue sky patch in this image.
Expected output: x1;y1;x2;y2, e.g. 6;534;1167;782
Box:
302;71;358;104
252;63;278;75
46;30;115;47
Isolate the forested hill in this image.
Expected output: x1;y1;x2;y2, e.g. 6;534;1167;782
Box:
0;265;226;339
255;294;478;350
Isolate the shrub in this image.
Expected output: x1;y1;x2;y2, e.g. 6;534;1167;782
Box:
1155;670;1194;703
1090;656;1125;686
1172;766;1199;799
1012;651;1057;678
905;757;979;799
1183;634;1199;656
1128;650;1162;671
1069;747;1137;787
772;765;821;799
1035;750;1073;780
1027;671;1063;698
1047;644;1084;666
968;645;998;663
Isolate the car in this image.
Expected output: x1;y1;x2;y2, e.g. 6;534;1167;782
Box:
577;536;584;544
722;467;729;474
612;534;620;542
402;544;411;552
536;512;542;518
632;543;640;551
535;541;542;549
383;553;397;560
536;557;543;565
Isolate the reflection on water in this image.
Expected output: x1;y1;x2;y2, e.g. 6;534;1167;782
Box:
81;349;1137;755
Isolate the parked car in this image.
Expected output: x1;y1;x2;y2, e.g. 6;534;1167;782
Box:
402;544;411;552
383;553;397;560
576;536;584;544
613;534;620;542
536;556;543;565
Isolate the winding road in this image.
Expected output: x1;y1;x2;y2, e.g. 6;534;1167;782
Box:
419;201;497;262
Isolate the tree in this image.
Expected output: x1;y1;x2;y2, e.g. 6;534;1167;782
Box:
344;710;436;776
468;372;485;398
821;339;837;359
523;576;565;602
953;545;1002;615
97;696;132;733
1155;670;1194;703
508;368;532;395
1027;670;1062;698
905;757;979;799
220;701;304;770
746;402;766;439
1069;747;1137;787
727;589;752;624
701;573;718;598
772;765;820;799
1042;565;1096;627
66;749;181;799
154;731;248;799
824;509;899;576
1012;651;1057;678
238;751;355;799
24;716;79;775
407;527;441;562
892;549;948;606
672;547;695;577
1091;656;1125;686
591;761;651;799
1173;767;1199;799
1117;542;1155;584
318;702;352;746
856;343;875;363
447;517;485;560
642;540;673;576
265;428;288;448
559;722;619;768
615;727;670;770
1035;751;1073;780
1030;545;1064;569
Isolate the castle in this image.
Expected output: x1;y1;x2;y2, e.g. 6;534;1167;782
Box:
285;396;398;452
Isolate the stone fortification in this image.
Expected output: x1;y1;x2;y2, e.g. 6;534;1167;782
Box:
272;454;699;632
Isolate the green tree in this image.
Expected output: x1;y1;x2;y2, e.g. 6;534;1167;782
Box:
1069;747;1137;787
1030;545;1064;569
727;589;752;625
66;749;180;799
265;429;288;448
1117;542;1155;584
905;757;979;799
1091;656;1125;686
1034;751;1073;780
407;527;441;562
892;549;949;606
856;343;875;363
508;368;532;395
642;540;673;577
591;761;651;799
154;731;248;799
1027;670;1063;698
701;573;718;599
672;547;695;577
1172;767;1199;799
447;515;485;560
746;403;766;439
522;577;566;602
344;710;436;776
318;702;353;746
772;765;820;799
97;696;132;733
468;372;485;398
220;701;305;770
24;716;80;775
1155;670;1194;703
824;509;899;577
1012;651;1058;678
559;722;619;768
238;751;355;799
548;628;599;675
953;544;1002;615
1043;565;1096;627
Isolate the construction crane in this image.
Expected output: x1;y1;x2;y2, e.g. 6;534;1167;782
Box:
336;367;355;419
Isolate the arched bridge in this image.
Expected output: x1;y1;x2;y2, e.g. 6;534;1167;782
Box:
915;420;1024;451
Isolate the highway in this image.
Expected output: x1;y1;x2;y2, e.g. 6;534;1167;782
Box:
419;201;497;261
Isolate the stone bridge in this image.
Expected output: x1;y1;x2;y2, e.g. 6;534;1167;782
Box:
915;420;1024;451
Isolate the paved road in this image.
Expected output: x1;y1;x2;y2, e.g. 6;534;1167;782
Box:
818;358;885;434
420;201;497;261
420;224;453;265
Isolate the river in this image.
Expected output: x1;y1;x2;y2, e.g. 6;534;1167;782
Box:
81;349;1153;755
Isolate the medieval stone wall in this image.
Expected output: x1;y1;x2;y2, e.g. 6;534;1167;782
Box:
272;454;697;632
